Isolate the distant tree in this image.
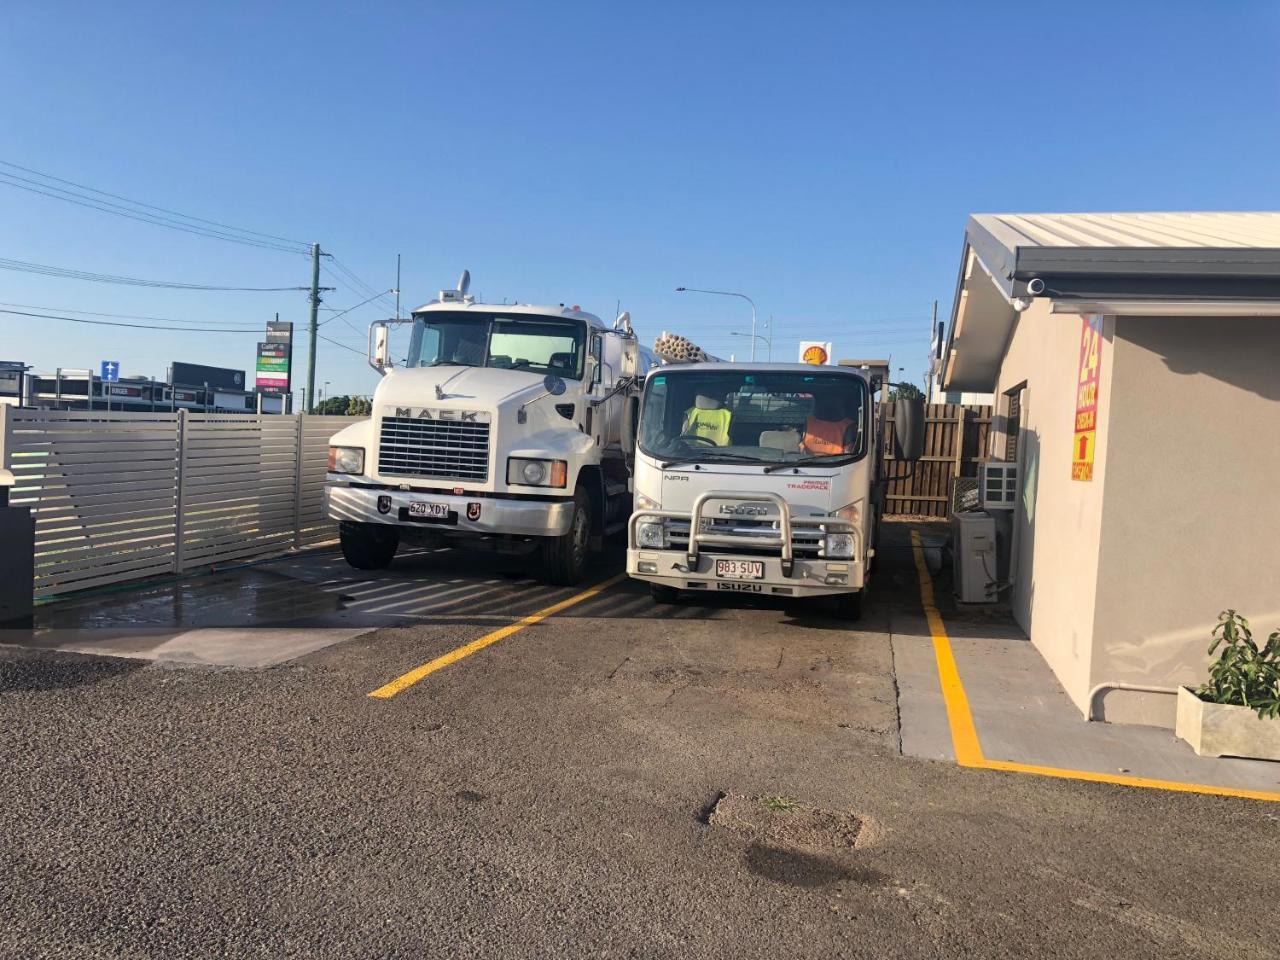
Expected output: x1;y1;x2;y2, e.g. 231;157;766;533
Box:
316;395;352;415
888;381;924;402
345;396;372;416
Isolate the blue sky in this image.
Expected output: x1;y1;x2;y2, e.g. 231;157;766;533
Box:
1;1;1277;399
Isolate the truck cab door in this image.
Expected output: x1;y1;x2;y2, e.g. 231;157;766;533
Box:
590;333;618;446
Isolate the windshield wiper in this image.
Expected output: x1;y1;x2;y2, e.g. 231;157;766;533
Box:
762;454;849;473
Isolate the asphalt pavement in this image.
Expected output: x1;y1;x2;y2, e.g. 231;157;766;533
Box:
1;523;1277;959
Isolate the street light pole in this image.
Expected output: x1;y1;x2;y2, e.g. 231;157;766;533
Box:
675;286;759;361
729;330;773;359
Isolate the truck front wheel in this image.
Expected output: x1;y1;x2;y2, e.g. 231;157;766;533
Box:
829;590;863;621
649;584;679;604
339;521;400;570
541;487;591;586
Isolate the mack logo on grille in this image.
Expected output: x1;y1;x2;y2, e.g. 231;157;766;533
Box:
392;407;490;422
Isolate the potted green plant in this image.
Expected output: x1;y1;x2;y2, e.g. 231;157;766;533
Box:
1175;610;1280;760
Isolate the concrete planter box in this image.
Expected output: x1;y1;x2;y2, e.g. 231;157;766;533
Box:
1176;686;1280;761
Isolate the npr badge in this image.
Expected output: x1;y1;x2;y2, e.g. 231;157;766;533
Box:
466;502;482;521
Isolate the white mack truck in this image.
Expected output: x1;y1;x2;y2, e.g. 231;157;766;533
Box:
325;272;654;584
625;351;924;618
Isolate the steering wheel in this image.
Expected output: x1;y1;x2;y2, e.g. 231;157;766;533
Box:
677;433;718;447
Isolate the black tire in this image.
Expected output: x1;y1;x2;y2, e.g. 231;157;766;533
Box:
829;590;863;621
339;521;400;570
649;584;680;604
542;487;591;585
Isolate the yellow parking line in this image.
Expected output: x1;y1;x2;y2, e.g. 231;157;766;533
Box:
367;573;626;699
908;531;1280;803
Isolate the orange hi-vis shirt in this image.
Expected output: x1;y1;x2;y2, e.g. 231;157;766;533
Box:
802;416;854;455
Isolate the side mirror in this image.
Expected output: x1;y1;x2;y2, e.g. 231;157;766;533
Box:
373;324;390;369
893;398;925;462
543;374;567;396
621;397;638;455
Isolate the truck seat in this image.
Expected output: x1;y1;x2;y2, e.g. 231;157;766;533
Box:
759;429;801;453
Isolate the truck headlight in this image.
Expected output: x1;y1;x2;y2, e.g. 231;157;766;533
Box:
825;533;856;559
636;520;665;548
635;492;660;511
328;446;364;475
508;457;568;488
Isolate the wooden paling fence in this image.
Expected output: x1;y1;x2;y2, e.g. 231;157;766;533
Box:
881;403;993;517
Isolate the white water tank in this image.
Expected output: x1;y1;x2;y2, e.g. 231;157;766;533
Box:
952;511;997;603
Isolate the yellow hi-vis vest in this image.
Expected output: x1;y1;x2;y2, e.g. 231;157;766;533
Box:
682;406;731;446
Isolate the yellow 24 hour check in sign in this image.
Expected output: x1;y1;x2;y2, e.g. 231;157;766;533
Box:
1072;315;1103;481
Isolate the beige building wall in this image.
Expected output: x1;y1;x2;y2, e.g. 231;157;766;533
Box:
990;301;1115;712
1090;315;1280;727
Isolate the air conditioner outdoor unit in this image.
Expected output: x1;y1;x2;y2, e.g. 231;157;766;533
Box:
952;511;997;603
980;462;1018;511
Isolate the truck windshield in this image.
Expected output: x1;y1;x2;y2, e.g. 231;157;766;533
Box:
638;369;870;466
407;312;586;380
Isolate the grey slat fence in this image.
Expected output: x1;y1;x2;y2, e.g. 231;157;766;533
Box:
0;407;358;598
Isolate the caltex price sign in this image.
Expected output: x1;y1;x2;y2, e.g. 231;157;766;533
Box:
1071;315;1103;481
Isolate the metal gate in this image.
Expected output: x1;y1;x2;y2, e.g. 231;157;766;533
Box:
0;407;358;598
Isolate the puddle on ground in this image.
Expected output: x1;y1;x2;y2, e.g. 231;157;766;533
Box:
35;570;342;632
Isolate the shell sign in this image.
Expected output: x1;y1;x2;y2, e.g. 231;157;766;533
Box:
799;341;832;365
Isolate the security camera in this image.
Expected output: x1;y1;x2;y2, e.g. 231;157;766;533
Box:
1026;277;1046;295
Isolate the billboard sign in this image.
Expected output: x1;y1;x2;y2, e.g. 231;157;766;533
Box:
256;320;293;395
255;342;291;393
169;362;245;391
799;341;832;365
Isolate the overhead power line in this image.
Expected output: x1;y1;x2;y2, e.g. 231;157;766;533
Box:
0;159;311;255
0;256;311;291
317;332;367;355
319;288;395;343
324;255;398;312
0;308;260;333
0;300;261;327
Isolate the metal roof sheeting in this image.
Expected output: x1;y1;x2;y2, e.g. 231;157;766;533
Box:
944;212;1280;391
974;212;1280;250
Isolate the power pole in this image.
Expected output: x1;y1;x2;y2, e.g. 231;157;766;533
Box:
929;299;939;398
306;242;321;414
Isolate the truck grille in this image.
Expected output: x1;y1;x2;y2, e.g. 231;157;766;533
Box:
664;518;824;557
377;415;490;481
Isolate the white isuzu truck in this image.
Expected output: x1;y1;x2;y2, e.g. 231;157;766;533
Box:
326;273;653;584
625;359;923;617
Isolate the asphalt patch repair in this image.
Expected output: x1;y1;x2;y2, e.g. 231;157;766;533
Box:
706;793;886;889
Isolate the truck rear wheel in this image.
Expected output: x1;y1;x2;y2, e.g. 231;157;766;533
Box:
541;487;591;585
339;521;400;570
